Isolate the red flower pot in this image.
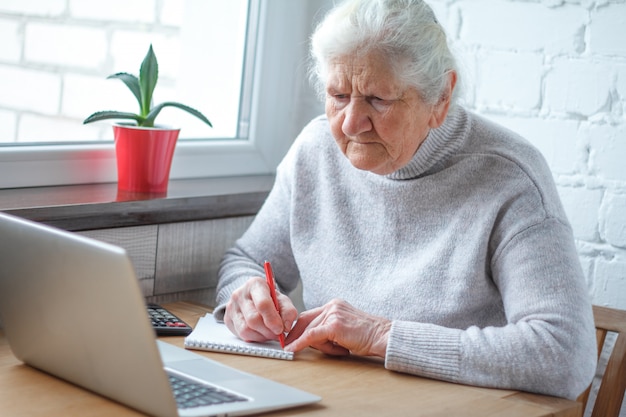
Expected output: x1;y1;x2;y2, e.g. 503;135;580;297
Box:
113;124;180;195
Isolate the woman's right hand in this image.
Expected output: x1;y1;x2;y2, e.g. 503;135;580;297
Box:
224;276;298;343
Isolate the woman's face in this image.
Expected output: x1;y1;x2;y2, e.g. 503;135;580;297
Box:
325;52;448;175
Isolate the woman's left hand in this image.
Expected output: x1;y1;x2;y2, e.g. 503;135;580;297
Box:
284;298;391;358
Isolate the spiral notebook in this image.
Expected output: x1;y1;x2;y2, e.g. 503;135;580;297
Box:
184;313;294;361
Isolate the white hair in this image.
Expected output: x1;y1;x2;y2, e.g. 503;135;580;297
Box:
310;0;460;107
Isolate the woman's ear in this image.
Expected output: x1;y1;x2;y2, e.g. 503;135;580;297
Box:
429;70;457;128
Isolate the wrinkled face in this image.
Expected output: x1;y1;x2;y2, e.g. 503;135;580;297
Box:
325;52;440;175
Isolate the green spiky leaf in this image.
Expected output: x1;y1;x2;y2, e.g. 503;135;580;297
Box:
139;44;158;117
83;111;145;125
143;102;213;128
83;44;212;130
107;72;141;110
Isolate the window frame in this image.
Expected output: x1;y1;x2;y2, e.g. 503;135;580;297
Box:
0;0;322;189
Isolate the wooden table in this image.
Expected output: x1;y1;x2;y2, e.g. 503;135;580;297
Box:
0;301;582;417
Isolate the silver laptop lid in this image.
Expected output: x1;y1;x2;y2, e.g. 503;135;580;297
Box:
0;213;178;417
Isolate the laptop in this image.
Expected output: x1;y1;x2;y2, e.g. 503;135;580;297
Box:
0;212;320;417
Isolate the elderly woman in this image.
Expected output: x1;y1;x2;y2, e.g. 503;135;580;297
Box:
215;0;596;400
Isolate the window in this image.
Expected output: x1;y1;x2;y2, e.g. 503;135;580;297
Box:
0;0;327;188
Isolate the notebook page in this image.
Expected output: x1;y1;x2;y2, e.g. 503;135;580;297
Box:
184;313;294;360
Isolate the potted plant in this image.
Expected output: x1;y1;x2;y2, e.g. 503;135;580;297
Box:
83;44;212;196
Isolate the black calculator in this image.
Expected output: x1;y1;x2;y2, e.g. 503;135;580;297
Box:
147;303;193;336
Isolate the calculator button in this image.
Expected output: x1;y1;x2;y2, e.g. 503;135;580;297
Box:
147;304;193;336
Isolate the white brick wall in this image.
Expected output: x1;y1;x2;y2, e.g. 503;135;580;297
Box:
24;23;108;69
0;2;244;141
0;65;61;114
476;51;544;109
0;109;16;143
0;0;184;142
559;187;604;241
69;0;156;22
589;123;626;181
602;193;626;247
458;1;587;54
0;0;65;16
0;18;21;62
590;4;626;55
545;59;613;115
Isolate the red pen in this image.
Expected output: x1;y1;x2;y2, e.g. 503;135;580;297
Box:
263;260;286;348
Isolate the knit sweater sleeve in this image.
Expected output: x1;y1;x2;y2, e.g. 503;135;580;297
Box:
385;217;597;400
214;129;303;321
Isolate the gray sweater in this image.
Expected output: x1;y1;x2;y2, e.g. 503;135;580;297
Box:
216;106;597;399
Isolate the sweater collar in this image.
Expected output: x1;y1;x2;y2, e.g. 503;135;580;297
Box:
384;106;469;180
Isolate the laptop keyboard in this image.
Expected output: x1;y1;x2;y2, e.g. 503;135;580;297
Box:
168;373;248;409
